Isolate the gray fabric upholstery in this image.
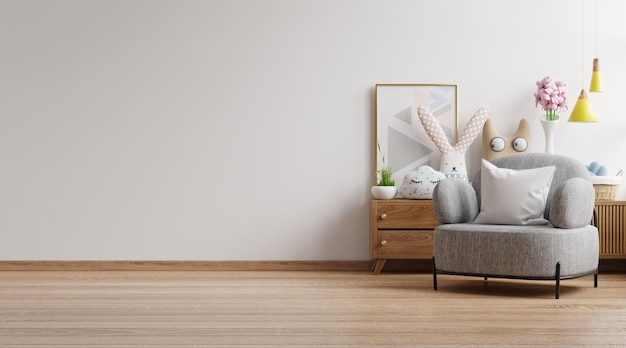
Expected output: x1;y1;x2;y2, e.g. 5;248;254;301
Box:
432;179;479;224
433;224;599;277
432;153;599;282
550;177;596;228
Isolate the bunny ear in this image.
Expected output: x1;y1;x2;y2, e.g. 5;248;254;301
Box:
417;106;452;154
453;106;489;153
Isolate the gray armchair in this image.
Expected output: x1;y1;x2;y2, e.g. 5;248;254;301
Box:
431;153;599;299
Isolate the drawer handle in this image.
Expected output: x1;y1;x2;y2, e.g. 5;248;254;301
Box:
380;240;387;246
380;213;387;220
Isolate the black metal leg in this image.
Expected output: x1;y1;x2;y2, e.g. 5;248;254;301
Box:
594;272;598;288
432;257;438;291
484;277;488;281
555;262;561;299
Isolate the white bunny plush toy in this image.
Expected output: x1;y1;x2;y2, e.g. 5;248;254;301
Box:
417;105;489;181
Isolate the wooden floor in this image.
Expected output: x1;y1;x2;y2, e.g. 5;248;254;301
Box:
1;270;625;347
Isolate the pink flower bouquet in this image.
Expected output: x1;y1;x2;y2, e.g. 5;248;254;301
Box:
534;76;567;121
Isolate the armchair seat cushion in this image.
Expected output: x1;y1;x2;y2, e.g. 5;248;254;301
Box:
433;223;599;278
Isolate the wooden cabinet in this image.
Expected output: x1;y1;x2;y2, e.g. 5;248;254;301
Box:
594;201;626;259
370;199;439;274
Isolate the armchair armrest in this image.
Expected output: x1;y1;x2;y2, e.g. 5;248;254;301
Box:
549;177;596;228
432;179;479;224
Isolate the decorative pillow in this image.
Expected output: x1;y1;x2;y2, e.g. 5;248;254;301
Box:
399;166;446;199
474;159;556;225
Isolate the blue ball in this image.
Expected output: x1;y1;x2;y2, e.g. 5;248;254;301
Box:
587;161;602;174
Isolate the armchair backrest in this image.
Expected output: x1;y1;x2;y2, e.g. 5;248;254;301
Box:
472;153;591;221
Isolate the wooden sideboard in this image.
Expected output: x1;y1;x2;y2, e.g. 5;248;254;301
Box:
370;199;439;274
371;199;626;274
594;201;626;259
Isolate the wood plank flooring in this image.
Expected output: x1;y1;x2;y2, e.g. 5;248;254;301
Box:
1;270;625;347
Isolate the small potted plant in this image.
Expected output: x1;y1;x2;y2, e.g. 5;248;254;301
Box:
372;144;398;199
372;166;397;199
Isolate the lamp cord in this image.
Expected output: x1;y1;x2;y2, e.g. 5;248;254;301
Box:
582;0;585;86
595;0;598;57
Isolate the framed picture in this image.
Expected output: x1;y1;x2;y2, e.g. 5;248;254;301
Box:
375;84;458;185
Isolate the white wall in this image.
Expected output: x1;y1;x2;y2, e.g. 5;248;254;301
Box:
1;0;625;260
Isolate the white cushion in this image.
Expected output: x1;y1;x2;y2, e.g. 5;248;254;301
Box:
474;159;556;225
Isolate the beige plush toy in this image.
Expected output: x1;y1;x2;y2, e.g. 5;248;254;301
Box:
482;118;531;160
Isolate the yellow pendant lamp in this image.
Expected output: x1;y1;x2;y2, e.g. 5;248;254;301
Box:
568;89;599;122
569;0;600;123
590;58;603;92
589;0;603;93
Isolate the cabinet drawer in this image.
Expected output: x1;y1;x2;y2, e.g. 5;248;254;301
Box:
375;230;434;258
374;200;439;229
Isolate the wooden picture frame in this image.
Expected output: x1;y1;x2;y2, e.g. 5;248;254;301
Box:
375;84;458;185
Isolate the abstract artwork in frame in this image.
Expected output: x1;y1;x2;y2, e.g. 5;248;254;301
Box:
375;84;458;185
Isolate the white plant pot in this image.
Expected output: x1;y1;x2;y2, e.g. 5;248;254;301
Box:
371;186;398;200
